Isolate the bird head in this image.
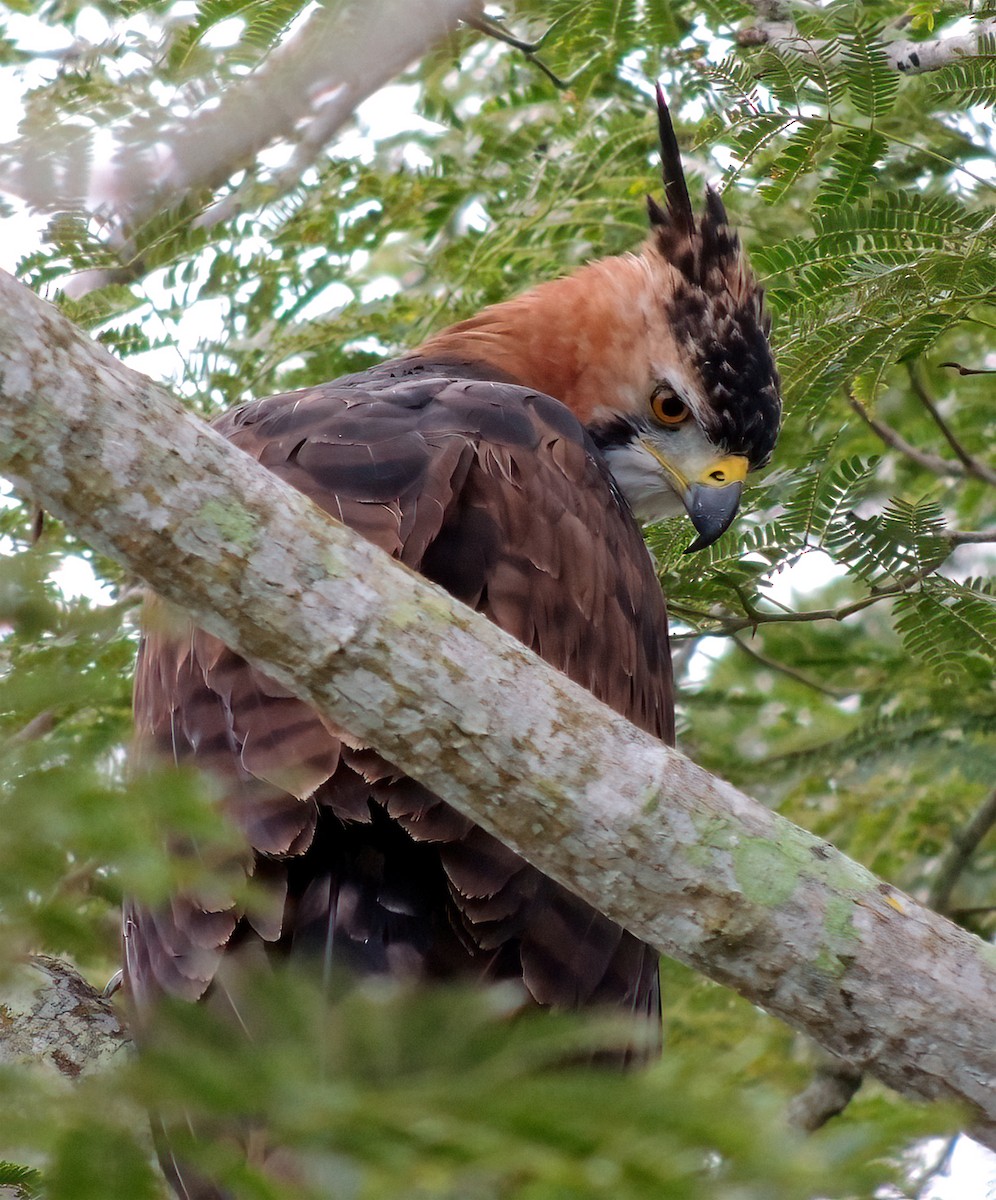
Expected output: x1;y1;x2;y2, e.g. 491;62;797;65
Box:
587;86;781;551
415;88;781;552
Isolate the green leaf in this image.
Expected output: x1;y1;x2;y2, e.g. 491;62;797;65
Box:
759;118;829;203
827;497;949;585
835;21;900;120
781;455;880;545
816;128;886;210
926;33;996;107
895;579;996;681
0;1162;41;1199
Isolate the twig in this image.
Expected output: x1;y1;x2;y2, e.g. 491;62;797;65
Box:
868;555;946;596
929;788;996;918
946;529;996;546
940;360;996;376
849;395;969;480
670;589;891;638
732;635;849;698
464;12;586;89
912;1133;961;1199
462;11;568;55
671;545;957;639
11;710;55;742
908;365;996;487
787;1053;863;1132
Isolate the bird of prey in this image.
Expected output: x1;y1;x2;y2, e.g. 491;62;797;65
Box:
125;87;780;1169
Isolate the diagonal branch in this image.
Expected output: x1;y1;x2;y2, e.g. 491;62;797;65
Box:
1;0;480;297
2;270;996;1144
732;635;850;698
786;1052;864;1133
463;12;578;88
929;788;996;919
947;529;996;545
940;359;996;376
671;571;944;639
849;394;972;480
0;955;128;1078
908;365;996;487
737;15;996;75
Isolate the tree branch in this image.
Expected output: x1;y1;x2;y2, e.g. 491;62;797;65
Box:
1;0;479;296
946;529;996;545
940;359;996;376
929;788;996;919
671;582;924;639
786;1051;864;1133
908;365;996;487
462;13;579;89
849;395;971;480
791;762;996;1134
2;271;996;1144
732;635;850;698
736;15;996;75
0;956;128;1080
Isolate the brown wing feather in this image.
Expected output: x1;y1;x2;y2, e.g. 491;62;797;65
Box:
127;365;672;1024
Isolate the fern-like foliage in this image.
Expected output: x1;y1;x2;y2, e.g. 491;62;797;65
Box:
826;497;949;585
926;32;996;106
836;19;900;119
895;577;996;680
0;1163;40;1199
780;454;880;546
166;0;310;73
752;192;995;413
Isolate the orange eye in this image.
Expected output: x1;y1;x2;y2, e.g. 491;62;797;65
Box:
650;387;690;426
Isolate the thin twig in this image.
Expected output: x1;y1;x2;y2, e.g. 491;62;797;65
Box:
849;395;967;479
463;12;576;89
670;589;889;638
733;635;849;698
946;529;996;546
940;360;996;376
929;788;996;918
908;364;996;487
868;555;947;596
912;1133;961;1199
670;547;957;639
11;711;55;742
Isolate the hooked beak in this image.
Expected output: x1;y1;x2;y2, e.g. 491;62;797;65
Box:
641;443;748;553
681;479;744;553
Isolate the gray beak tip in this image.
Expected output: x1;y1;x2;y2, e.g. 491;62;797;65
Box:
682;481;744;554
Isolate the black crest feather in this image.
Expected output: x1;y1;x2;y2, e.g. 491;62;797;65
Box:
645;88;781;470
654;84;694;236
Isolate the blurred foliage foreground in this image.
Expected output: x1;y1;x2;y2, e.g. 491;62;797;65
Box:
2;0;996;1195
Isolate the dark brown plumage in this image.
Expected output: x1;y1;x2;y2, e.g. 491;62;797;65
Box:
125;90;780;1196
127;371;670;1017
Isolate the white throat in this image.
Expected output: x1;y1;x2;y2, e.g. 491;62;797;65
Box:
602;441;685;523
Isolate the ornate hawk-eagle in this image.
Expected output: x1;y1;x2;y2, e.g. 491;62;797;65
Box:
126;88;780;1087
